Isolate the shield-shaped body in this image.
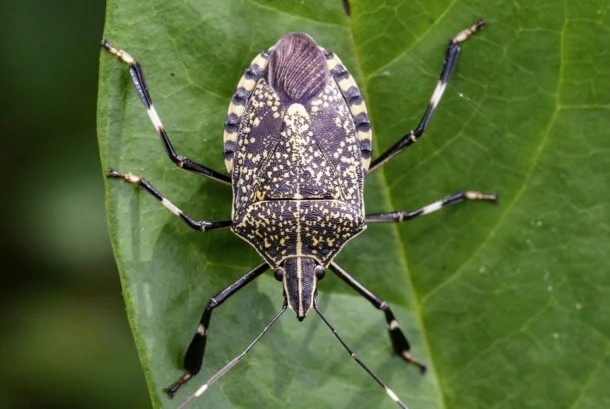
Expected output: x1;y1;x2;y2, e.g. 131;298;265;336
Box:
223;33;373;269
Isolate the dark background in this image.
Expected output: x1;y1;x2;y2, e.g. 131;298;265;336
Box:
0;0;150;407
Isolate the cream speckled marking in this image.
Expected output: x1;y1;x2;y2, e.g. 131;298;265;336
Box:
453;20;483;43
251;54;268;69
223;52;270;173
359;126;372;143
124;172;140;183
223;132;237;142
385;388;404;407
231;76;364;259
162;198;182;216
323;49;340;71
429;80;447;110
325;52;373;171
291;102;306;315
146;104;163;132
420;200;443;215
348;102;367;116
338;76;357;92
227;103;245;118
102;41;135;65
466;191;494;200
236;77;256;91
296;256;304;317
287;105;308;264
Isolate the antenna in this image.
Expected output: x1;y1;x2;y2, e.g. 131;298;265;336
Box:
176;297;409;409
177;300;288;409
313;301;409;409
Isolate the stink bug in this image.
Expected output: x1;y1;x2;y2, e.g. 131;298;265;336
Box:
102;19;496;409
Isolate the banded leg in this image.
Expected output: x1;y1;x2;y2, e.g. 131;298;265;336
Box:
369;19;485;172
101;41;231;185
165;263;270;396
366;191;497;223
177;300;287;409
107;170;231;232
328;262;426;372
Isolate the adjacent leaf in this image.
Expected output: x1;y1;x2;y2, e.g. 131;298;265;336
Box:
97;0;610;408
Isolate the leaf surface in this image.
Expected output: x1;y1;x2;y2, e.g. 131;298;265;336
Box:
98;0;610;408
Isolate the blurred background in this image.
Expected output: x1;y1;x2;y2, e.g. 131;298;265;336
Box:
0;0;150;407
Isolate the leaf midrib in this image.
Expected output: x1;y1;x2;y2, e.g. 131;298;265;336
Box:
344;7;449;409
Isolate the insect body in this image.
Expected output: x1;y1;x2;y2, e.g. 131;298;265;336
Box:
102;19;495;409
227;33;368;319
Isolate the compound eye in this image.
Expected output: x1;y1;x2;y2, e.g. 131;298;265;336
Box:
314;265;325;280
274;267;286;281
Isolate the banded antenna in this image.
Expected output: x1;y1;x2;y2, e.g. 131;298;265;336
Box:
178;299;410;409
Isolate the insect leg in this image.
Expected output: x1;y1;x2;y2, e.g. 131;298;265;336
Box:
177;300;287;409
368;20;485;172
165;262;270;397
328;262;426;372
107;170;231;232
365;191;497;223
101;41;231;185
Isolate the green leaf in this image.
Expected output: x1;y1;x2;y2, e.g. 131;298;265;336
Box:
97;0;610;408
